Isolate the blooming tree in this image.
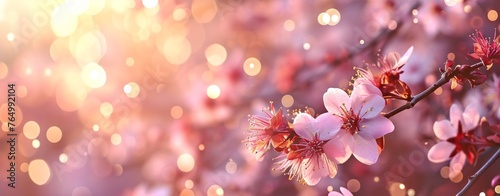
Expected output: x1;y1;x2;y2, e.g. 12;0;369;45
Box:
244;30;500;194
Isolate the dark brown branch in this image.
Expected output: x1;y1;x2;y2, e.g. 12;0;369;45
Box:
456;148;500;196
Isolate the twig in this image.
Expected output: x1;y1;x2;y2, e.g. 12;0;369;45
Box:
456;148;500;196
384;62;484;118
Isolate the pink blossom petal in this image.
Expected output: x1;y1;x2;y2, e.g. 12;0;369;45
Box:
427;141;455;163
351;135;379;165
328;192;343;196
316;113;343;141
340;187;353;196
354;78;374;86
324;88;351;116
433;120;456;140
450;103;463;128
449;152;466;178
358;116;394;138
338;132;354;161
302;155;336;185
462;104;480;132
351;94;385;119
293;113;315;141
386;52;400;69
395;46;414;68
351;83;383;97
323;139;349;164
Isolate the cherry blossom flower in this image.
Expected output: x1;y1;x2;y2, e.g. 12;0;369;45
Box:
356;47;413;100
328;187;353;196
469;30;500;69
427;103;481;177
323;83;394;165
244;102;294;159
275;113;348;185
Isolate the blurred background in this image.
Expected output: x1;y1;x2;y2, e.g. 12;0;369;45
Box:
0;0;499;195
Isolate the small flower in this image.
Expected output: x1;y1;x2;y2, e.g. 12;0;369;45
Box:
275;113;348;185
328;187;353;196
244;102;294;159
469;30;500;69
427;103;480;177
449;63;487;89
323;83;394;165
356;46;413;100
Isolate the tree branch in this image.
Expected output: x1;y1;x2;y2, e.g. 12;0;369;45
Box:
456;148;500;196
384;61;484;118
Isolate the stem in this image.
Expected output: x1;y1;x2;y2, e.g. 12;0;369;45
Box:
384;62;484;118
456;148;500;196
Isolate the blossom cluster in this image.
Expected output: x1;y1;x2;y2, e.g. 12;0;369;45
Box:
244;30;500;188
243;47;414;185
244;81;394;185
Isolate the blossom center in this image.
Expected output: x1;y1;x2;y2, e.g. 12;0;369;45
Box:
308;138;325;153
339;104;360;135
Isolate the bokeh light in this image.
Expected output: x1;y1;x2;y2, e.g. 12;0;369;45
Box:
111;133;122;145
28;159;51;185
243;57;262;76
142;0;158;9
444;0;459;7
284;19;295;31
162;36;191;65
207;184;224;196
124;82;141;98
225;159;237;174
32;139;40;148
205;44;227;66
207;85;221;99
177;153;195;172
488;10;498;21
100;102;114;118
173;8;187;21
171;105;184;119
23;121;40;140
51;4;78;37
281;94;294;107
191;0;217;23
59;153;68;163
185;180;194;189
347;179;361;192
81;63;107;88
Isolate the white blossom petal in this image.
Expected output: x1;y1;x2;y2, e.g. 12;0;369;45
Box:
433;120;456;140
328;192;343;196
462;104;480;132
427;141;455;163
449;152;466;178
340;187;353;196
450;103;463;128
395;46;414;68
